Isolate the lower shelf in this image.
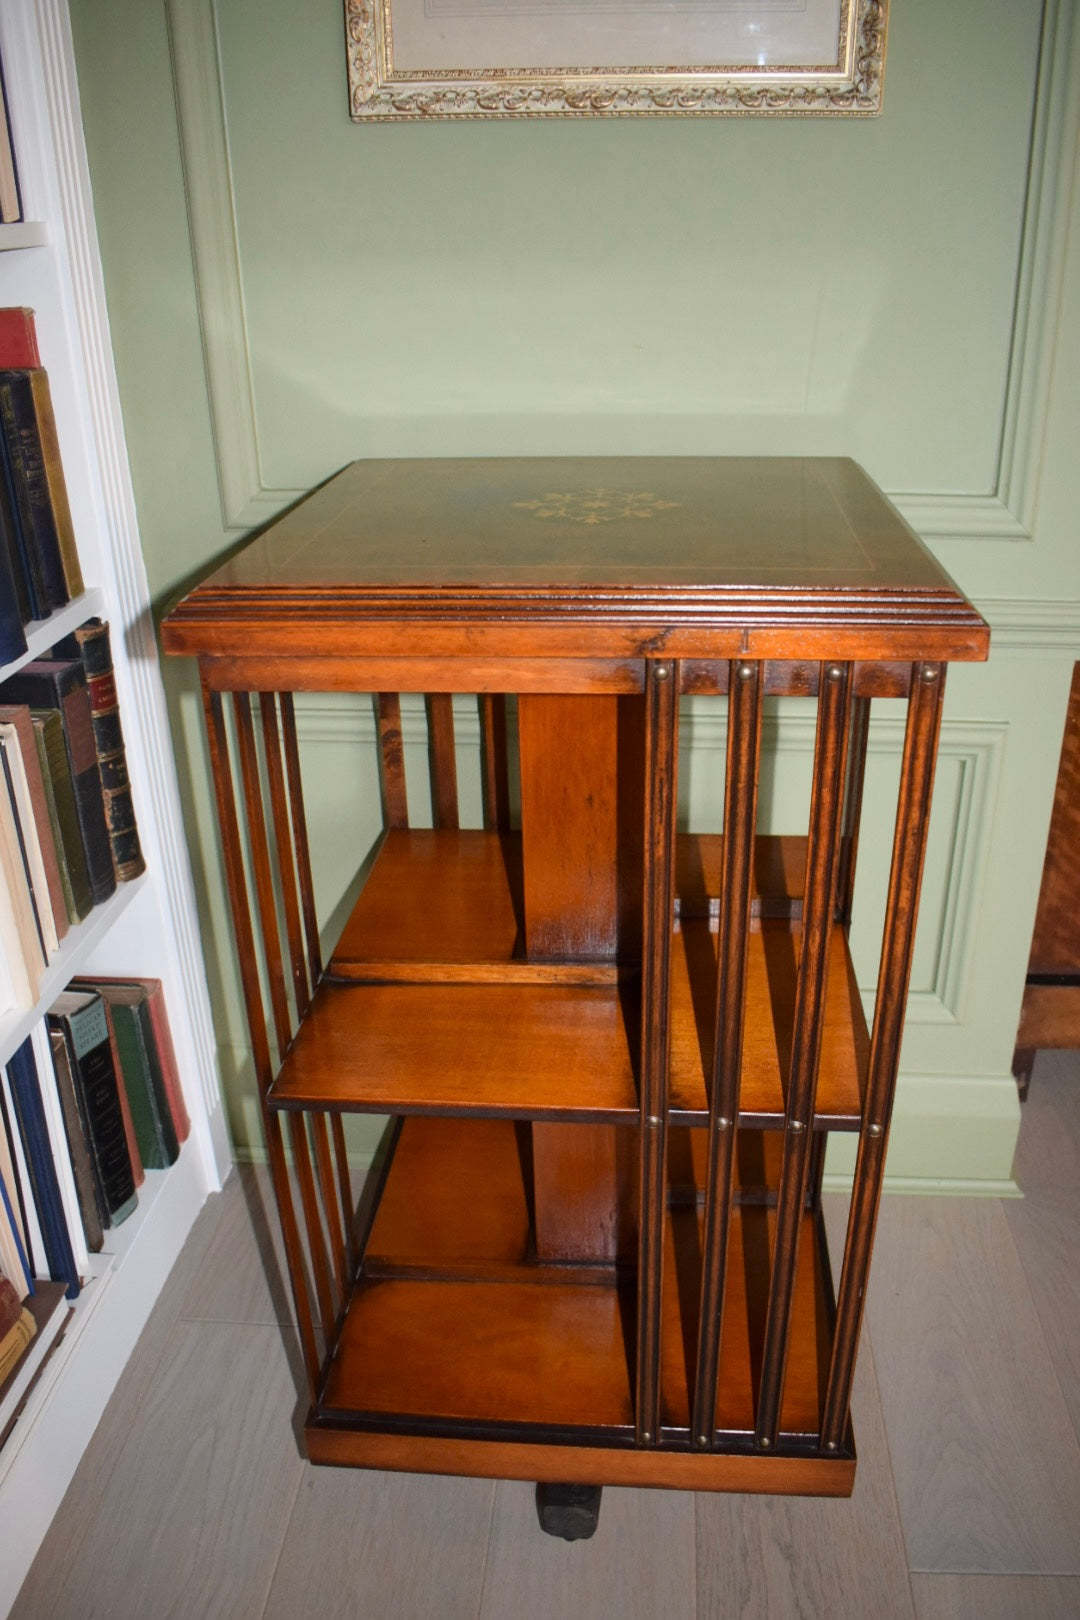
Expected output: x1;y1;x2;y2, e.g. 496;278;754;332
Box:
307;1117;852;1492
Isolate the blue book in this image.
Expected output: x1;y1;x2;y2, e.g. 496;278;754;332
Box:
0;1154;33;1295
6;1036;80;1299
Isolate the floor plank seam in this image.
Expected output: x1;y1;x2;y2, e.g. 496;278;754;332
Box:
474;1479;501;1620
255;1457;307;1619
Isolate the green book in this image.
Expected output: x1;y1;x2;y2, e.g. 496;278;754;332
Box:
30;709;93;923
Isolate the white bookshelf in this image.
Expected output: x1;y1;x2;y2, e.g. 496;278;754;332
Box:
0;2;230;1609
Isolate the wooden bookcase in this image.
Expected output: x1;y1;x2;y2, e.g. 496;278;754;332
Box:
0;4;228;1606
164;456;988;1524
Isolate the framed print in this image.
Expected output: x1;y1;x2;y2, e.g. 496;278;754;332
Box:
345;0;888;121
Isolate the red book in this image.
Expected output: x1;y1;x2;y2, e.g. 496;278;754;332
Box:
0;308;40;368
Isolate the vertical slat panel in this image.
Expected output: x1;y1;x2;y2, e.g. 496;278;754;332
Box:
200;680;320;1398
289;1112;337;1346
260;692;310;1016
375;693;409;829
820;662;947;1454
234;693;292;1064
280;691;323;980
636;658;679;1446
479;693;511;832
692;659;763;1447
755;660;852;1450
426;693;459;830
836;695;872;927
331;1116;357;1269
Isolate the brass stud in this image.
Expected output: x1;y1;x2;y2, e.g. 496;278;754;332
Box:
759;1436;772;1450
922;664;939;682
647;1114;662;1128
827;664;844;681
824;1440;838;1453
867;1122;883;1138
716;1116;731;1132
790;1119;805;1135
738;663;755;680
642;1430;653;1444
654;664;670;680
696;1433;709;1448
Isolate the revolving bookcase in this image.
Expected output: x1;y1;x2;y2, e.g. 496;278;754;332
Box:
163;457;988;1523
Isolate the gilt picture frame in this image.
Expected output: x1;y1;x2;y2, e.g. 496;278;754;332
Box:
345;0;887;121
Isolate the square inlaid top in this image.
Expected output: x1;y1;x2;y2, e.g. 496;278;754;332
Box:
162;458;989;666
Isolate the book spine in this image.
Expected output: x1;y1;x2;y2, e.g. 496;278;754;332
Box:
0;309;41;369
0;520;27;663
48;1030;105;1252
5;1037;80;1299
0;448;32;626
0;705;68;940
0;393;46;619
99;999;144;1190
47;1001;136;1227
144;984;191;1144
71;621;145;881
27;371;82;599
0;373;68;613
31;710;93;922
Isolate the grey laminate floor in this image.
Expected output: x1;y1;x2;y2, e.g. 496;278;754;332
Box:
13;1051;1080;1619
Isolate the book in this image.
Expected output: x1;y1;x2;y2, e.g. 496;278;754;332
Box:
0;1281;70;1448
0;309;41;369
77;982;178;1170
0;750;46;1005
0;1082;32;1275
0;370;71;613
0;434;33;627
0;704;68;941
0;58;21;226
0;1071;40;1278
0;660;115;906
0;1311;35;1387
48;1031;105;1254
0;720;59;955
98;997;145;1190
5;1038;81;1298
53;621;143;881
0;1275;22;1337
31;708;94;923
0;1161;32;1299
47;990;137;1229
26;369;81;597
0;519;27;663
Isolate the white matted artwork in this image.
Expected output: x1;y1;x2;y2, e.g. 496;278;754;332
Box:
345;0;887;120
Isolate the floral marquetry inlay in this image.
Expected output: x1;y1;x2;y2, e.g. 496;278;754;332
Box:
514;489;683;526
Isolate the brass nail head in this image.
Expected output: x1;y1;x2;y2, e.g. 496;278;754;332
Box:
922;664;939;682
828;664;844;681
867;1122;883;1137
824;1440;838;1453
738;663;755;680
790;1119;805;1135
654;664;670;680
759;1436;772;1450
717;1116;732;1132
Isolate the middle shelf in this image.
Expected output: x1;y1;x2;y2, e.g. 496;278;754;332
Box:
267;829;869;1128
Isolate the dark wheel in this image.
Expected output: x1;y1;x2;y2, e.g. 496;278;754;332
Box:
535;1482;603;1541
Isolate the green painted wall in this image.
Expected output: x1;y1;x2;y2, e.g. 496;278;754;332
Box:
69;0;1080;1183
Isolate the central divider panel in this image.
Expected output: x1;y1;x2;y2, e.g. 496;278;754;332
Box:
518;693;645;1265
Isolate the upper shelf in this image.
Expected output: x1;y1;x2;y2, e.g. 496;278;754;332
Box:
267;828;867;1127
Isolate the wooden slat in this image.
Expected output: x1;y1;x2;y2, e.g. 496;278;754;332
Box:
820;662;945;1453
375;692;408;828
692;659;763;1447
425;693;459;830
637;658;680;1446
755;661;852;1449
234;693;293;1063
200;681;320;1398
279;691;323;980
311;1111;349;1302
259;693;311;1016
289;1112;337;1347
836;693;871;927
479;693;511;832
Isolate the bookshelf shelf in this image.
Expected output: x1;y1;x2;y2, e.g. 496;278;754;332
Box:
0;4;227;1610
0;587;107;685
0;223;47;252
